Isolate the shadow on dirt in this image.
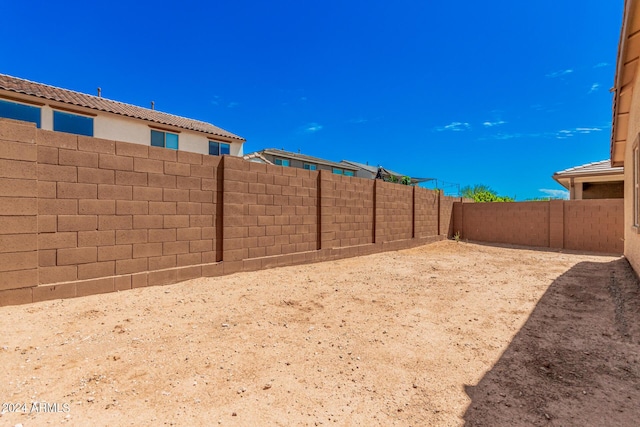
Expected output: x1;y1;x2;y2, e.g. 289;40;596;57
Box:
463;257;640;426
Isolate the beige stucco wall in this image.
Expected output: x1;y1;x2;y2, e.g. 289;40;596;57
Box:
624;66;640;273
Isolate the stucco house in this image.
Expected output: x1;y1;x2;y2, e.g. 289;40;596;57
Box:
552;160;624;200
611;0;640;272
0;74;244;156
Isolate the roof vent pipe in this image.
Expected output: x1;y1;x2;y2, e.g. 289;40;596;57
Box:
97;87;101;97
151;101;155;110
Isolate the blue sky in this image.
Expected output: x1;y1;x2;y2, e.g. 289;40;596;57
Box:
0;0;622;199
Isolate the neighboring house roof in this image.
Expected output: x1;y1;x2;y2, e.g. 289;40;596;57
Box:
253;148;359;171
611;0;639;166
553;160;624;189
341;159;434;184
0;73;244;141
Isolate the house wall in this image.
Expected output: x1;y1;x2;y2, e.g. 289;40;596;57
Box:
453;199;623;254
624;64;640;272
0;94;243;157
0;119;455;306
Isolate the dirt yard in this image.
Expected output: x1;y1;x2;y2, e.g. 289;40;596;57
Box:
1;241;639;426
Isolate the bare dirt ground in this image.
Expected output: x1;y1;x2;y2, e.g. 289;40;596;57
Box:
1;241;639;426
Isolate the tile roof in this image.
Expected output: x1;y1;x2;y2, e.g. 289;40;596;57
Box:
255;148;359;170
553;160;624;177
0;73;244;141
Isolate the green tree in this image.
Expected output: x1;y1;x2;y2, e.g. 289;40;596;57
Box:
461;185;514;202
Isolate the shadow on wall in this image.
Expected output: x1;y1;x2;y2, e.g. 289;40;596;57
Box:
463;258;640;426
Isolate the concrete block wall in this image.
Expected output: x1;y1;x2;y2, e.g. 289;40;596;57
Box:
0;119;451;306
454;199;624;254
375;181;413;243
320;172;374;248
564;199;623;253
414;187;439;238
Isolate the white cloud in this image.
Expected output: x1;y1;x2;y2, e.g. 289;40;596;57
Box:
588;83;600;94
594;62;609;68
227;102;239;108
303;123;323;133
438;122;471;132
575;127;602;133
539;189;569;200
546;69;574;78
483;120;507;127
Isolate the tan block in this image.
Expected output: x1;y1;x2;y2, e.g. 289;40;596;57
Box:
0;234;37;253
202;262;222;277
148;146;176;161
39;199;77;215
164;215;189;228
148;173;176;188
98;215;132;230
131;272;149;288
190;240;213;253
0;251;37;272
0;268;37;291
149;201;177;215
190;190;213;203
163;188;189;202
32;282;76;302
116;200;148;215
163;241;189;255
76;277;115;296
0;158;36;180
148;269;178;287
133;186;163;201
116;141;149;158
164;162;190;176
37;145;58;165
114;275;132;291
0;287;33;306
57;182;97;199
0;140;36;161
0;119;36;143
148;255;176;270
98;245;132;261
177;150;202;165
98;184;132;200
116;258;147;275
37;163;76;182
149;228;176;242
177;176;201;189
37;181;56;198
58;215;97;231
0;178;37;197
77;136;116;154
190;215;212;227
39;265;77;284
116;170;148;186
134;158;164;174
77;261;115;279
133;242;163;258
99;153;133;171
79;199;116;215
58;149;98;168
0;197;37;215
57;247;97;265
38;129;76;149
177;265;201;281
39;249;56;267
78;166;114;184
0;216;36;234
177;202;201;215
115;229;148;244
177;227;201;241
38;232;77;250
190;164;214;178
133;215;164;229
177;252;201;266
77;230;114;247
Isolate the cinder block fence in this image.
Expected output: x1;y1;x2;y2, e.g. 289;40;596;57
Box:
0;119;457;306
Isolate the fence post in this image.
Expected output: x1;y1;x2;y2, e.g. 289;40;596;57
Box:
549;200;564;249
